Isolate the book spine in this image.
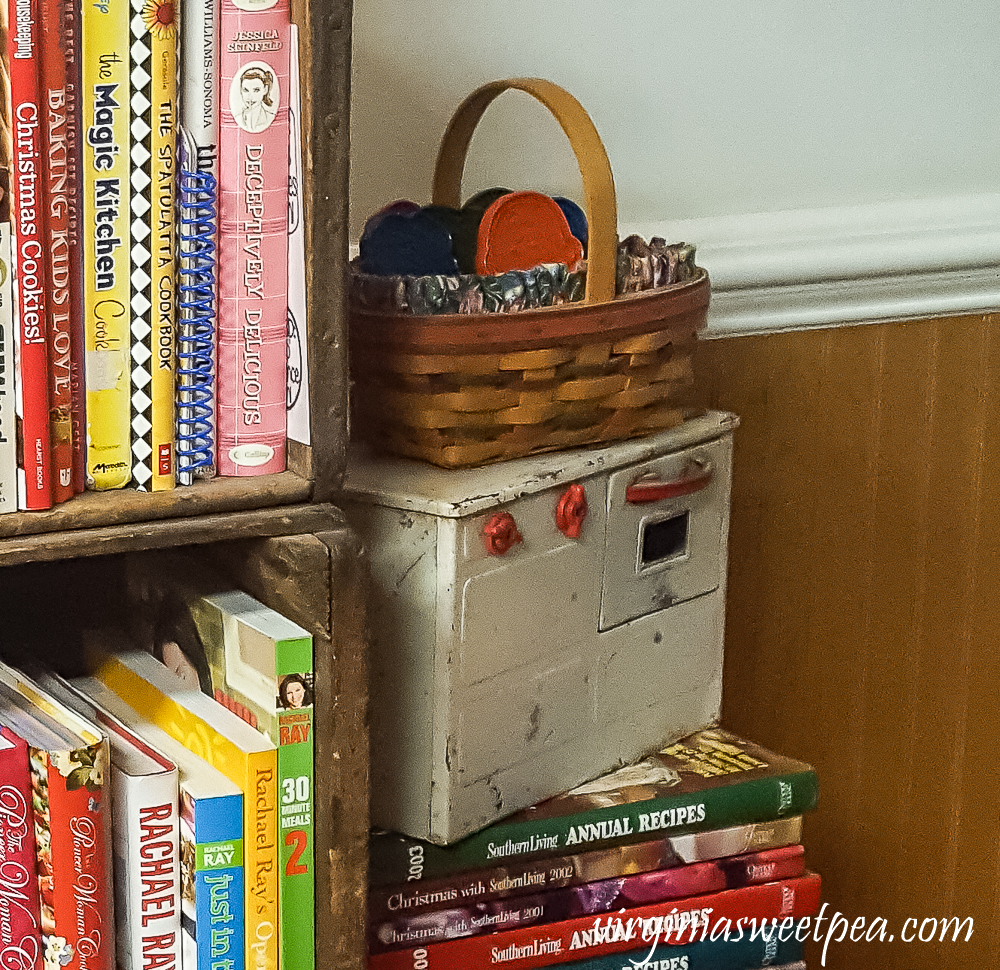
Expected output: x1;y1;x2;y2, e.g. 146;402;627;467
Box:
8;0;53;510
367;873;822;970
62;0;86;494
36;741;115;970
25;751;54;965
371;772;819;882
127;0;177;491
114;773;181;970
80;0;132;490
148;3;178;491
94;657;278;970
176;0;220;482
39;0;74;504
0;219;18;514
176;147;218;483
216;0;291;476
368;815;805;911
543;928;805;970
284;25;308;447
237;757;277;970
0;729;43;970
370;845;806;952
177;0;219;485
192;793;245;970
276;686;313;970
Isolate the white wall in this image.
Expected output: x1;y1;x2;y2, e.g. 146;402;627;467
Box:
349;0;1000;331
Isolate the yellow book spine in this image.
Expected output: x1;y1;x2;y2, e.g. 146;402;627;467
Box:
81;0;133;490
148;3;179;489
95;653;280;970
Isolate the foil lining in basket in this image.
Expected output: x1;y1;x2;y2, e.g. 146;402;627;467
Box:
350;236;699;317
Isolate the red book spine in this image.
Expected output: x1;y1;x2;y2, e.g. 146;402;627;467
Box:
8;0;53;509
367;872;822;970
0;728;43;970
39;0;75;503
370;845;807;953
62;0;86;494
216;0;291;476
43;746;114;970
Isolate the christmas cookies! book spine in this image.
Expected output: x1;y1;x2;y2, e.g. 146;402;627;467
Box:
7;0;53;509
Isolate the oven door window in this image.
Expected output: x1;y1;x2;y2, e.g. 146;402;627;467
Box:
640;511;690;569
599;440;729;631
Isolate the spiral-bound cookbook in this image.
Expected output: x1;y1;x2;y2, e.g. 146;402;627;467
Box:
176;0;221;482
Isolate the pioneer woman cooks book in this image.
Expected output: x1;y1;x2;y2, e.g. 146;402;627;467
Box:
0;663;114;970
37;673;182;970
0;724;43;970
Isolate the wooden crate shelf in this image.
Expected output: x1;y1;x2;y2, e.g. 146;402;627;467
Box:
0;0;367;964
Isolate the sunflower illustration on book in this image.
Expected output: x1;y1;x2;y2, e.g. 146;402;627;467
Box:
142;0;176;36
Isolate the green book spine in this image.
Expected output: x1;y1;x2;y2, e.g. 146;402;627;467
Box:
117;553;318;970
195;590;315;970
370;730;818;884
275;649;315;970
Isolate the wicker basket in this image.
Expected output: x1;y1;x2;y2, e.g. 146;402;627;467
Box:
349;78;709;469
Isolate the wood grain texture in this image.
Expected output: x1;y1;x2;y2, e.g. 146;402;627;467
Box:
693;314;998;970
0;503;340;565
0;472;312;541
294;0;353;500
316;526;370;968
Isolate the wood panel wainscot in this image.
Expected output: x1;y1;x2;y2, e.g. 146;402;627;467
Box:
694;313;1000;970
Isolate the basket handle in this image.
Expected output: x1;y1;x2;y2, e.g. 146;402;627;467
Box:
431;78;618;307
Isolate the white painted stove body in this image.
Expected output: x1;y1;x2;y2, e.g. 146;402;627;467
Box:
342;411;738;844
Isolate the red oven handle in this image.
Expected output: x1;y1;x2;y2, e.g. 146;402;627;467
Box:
483;511;523;555
625;459;714;504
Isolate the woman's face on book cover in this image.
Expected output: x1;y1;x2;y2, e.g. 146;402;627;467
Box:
241;77;267;108
161;639;203;690
284;679;306;708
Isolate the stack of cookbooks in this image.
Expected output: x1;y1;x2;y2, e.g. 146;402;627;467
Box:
0;568;316;970
367;729;821;970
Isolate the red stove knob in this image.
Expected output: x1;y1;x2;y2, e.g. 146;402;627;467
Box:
483;511;523;556
555;484;587;538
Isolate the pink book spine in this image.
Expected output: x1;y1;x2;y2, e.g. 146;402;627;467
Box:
0;727;43;970
216;0;291;477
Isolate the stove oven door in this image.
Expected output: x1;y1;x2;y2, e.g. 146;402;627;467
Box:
599;432;732;631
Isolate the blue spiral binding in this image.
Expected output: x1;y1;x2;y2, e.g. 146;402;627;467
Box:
177;167;218;482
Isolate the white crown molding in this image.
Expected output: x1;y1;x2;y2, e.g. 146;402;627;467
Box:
623;193;1000;337
350;193;1000;337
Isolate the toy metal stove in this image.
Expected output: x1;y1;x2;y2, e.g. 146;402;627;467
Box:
341;410;738;844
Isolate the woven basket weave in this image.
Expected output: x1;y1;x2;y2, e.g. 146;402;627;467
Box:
349;78;709;469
